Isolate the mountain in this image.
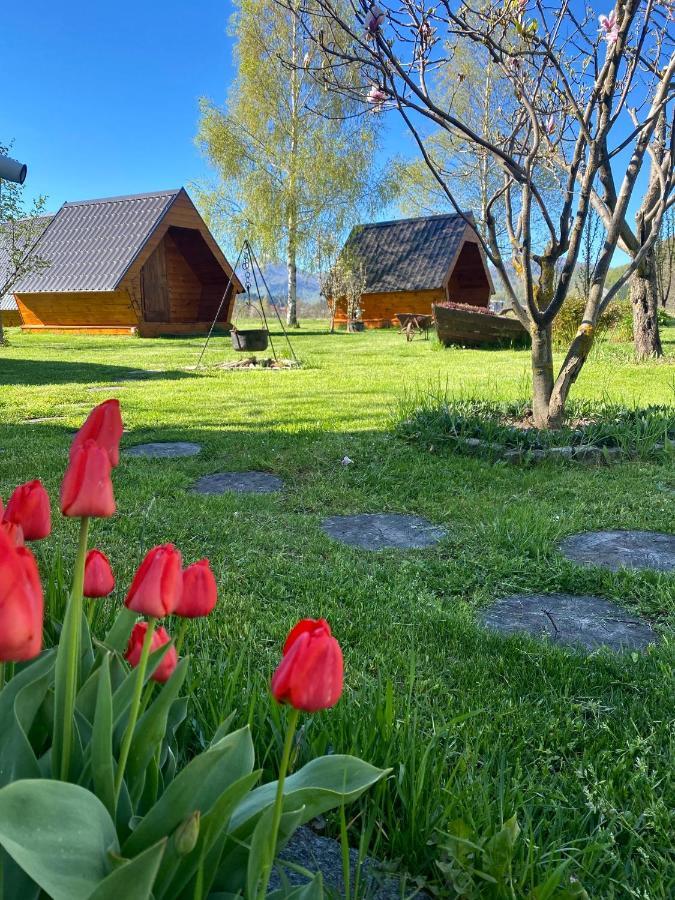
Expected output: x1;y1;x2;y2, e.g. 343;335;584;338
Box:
236;262;321;306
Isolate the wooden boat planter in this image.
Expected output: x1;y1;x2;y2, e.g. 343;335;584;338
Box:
433;302;529;348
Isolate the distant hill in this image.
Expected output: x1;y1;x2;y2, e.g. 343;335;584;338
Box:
234;262;321;305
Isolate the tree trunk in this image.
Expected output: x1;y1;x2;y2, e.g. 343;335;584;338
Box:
531;323;554;428
286;3;300;329
286;230;298;328
0;312;5;345
630;253;662;360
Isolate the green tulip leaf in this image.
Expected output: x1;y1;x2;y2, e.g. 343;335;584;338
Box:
0;780;119;900
154;770;260;900
0;669;51;787
247;802;305;899
230;755;388;835
125;657;188;797
111;641;176;737
91;653;115;817
85;838;167;900
123;726;255;858
103;607;138;653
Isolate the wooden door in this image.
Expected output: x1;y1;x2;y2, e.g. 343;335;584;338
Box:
141;240;170;322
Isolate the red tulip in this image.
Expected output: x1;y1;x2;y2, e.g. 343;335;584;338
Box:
71;399;123;468
3;480;51;541
83;549;115;598
60;440;116;518
125;621;178;683
0;530;44;662
175;559;217;618
271;618;343;712
125;544;183;617
0;521;24;547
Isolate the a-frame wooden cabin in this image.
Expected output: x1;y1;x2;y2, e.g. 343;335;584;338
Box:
9;188;242;336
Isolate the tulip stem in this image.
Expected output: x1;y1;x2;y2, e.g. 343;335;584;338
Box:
115;616;156;807
175;620;188;657
60;515;90;781
257;706;300;900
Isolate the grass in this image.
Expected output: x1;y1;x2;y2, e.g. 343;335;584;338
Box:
1;323;674;897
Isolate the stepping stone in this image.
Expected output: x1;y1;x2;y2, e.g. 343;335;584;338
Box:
126;442;201;459
321;514;445;550
479;593;656;653
192;471;283;494
560;530;675;573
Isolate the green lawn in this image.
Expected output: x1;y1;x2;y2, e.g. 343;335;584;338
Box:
1;324;673;897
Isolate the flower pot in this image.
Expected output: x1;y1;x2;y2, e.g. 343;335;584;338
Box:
231;329;269;352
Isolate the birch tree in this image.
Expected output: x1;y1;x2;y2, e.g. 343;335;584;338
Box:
284;0;674;427
196;0;393;327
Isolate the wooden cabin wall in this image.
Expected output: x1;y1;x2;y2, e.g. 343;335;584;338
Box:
164;232;202;322
17;290;139;334
446;241;491;307
122;192;237;329
334;288;445;327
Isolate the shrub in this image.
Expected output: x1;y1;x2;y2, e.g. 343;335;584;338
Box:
552;297;633;346
396;393;674;459
0;399;385;899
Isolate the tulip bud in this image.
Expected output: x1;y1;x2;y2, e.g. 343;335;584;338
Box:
173;811;200;856
3;480;51;540
0;531;44;662
271;618;344;712
60;440;116;518
125;544;183;617
83;549;115;598
175;559;217;618
71;399;124;467
125;622;178;683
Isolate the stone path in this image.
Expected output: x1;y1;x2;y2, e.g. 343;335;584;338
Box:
321;514;446;550
479;592;656;652
192;471;283;494
560;530;675;573
126;442;202;459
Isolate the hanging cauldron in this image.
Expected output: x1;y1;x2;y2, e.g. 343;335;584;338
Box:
230;327;269;352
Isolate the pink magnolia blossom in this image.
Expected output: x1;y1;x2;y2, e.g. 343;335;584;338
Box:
366;85;388;112
364;4;386;37
599;10;619;45
545;116;556;135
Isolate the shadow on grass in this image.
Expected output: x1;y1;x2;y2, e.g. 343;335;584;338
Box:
0;358;196;386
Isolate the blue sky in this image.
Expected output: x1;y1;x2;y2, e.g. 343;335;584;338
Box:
1;0;406;217
1;1;642;268
1;1;241;209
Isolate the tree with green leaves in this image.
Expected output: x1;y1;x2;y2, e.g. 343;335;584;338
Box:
0;144;48;344
196;0;394;327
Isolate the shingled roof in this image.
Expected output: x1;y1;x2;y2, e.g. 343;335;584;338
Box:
13;190;181;293
342;212;479;294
